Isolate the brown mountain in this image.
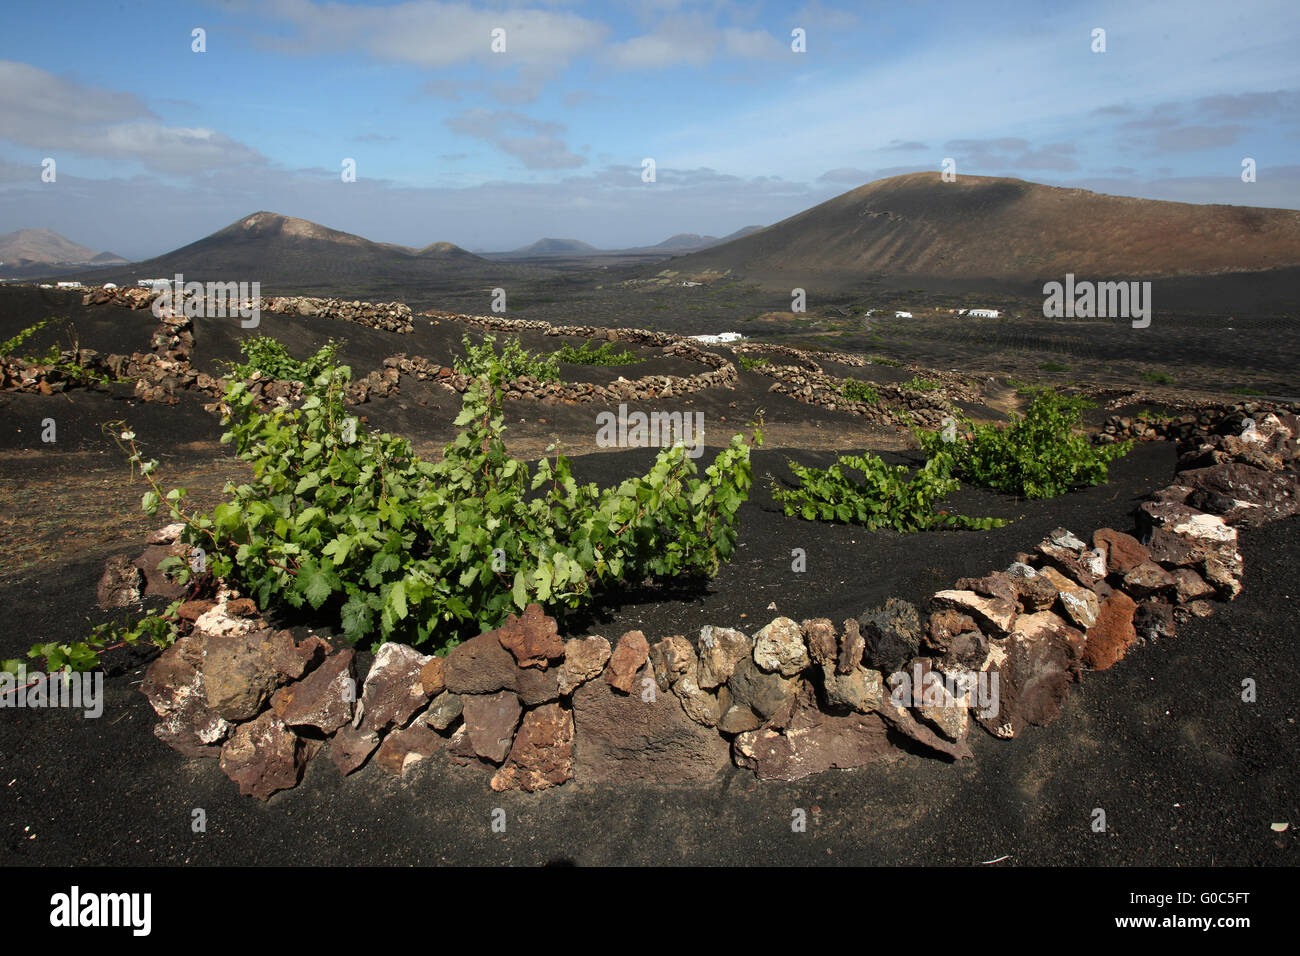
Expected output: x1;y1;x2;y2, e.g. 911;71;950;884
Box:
0;228;128;277
669;173;1300;290
50;212;537;296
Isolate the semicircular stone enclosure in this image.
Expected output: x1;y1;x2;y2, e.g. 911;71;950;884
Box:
129;411;1299;799
58;289;1298;799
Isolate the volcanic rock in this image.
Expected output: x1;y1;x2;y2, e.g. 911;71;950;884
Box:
1123;561;1178;600
801;618;838;666
1134;600;1176;644
930;590;1017;638
201;628;283;722
820;663;884;713
1038;566;1101;629
330;725;381;775
1082;591;1139;671
859;597;925;669
359;643;433;734
1093;528;1150;575
269;630;331;682
726;656;799;720
495;602;564;668
752;616;810;676
423;690;464;731
139;635;230;757
443;630;519;695
271;648;354;734
374;723;444;776
573;663;731;783
97;554;143;608
1182;462;1300;526
419;656;445;696
556;635;611;695
974;610;1082;738
695;625;751;687
219;711;311;800
836;618;867;674
604;630;650;693
733;696;896;782
461;690;523;764
490;703;575;792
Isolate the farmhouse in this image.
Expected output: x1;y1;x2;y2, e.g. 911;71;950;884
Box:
968;308;1001;318
56;281;83;289
895;311;912;318
690;332;744;344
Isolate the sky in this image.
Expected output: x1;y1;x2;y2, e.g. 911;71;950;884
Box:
1;0;1297;260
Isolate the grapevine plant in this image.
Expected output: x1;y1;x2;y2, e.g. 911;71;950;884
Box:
773;452;1005;532
916;390;1132;499
126;355;758;654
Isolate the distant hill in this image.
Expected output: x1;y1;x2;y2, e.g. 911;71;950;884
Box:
633;227;764;254
40;212;529;294
0;228;128;277
667;172;1300;289
651;233;717;251
485;226;770;261
511;238;601;257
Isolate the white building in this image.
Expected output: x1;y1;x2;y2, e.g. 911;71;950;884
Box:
690;332;744;344
968;308;1001;318
56;281;83;289
894;311;912;318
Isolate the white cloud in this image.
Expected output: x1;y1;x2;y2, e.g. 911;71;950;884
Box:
256;0;608;68
443;109;586;169
0;60;265;174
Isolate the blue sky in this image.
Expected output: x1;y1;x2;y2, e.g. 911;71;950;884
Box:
1;0;1297;260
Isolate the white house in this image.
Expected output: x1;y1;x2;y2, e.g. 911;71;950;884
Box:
968;308;1001;318
895;311;912;318
56;281;83;289
690;332;744;344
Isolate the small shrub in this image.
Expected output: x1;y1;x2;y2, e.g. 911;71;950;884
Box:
773;453;1005;532
840;379;879;404
738;354;770;371
228;336;343;383
456;333;560;382
1039;361;1070;374
918;390;1131;499
867;355;902;367
555;339;641;366
902;376;941;392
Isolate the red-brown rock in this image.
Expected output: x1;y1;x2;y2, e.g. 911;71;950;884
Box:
604;630;650;693
495;602;564;669
1093;528;1150;575
1083;591;1138;671
219;711;312;800
490;703;574;792
461;690;523;764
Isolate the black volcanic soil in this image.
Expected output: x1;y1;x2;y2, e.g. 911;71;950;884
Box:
1;464;1295;867
1;284;1296;866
